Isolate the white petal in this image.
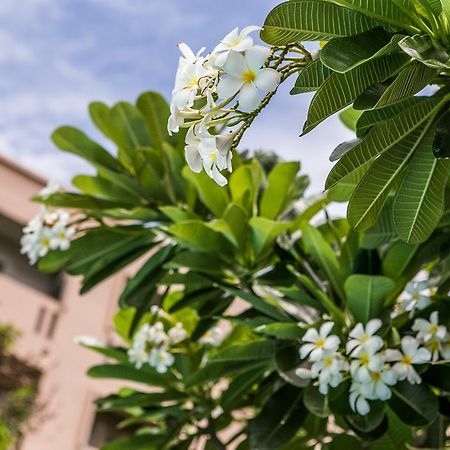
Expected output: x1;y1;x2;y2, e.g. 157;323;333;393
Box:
238;83;260;112
178;42;196;60
349;323;364;339
375;382;391;400
303;328;319;343
240;25;262;37
356;396;371;415
319;322;334;338
296;368;312;379
324;335;340;350
211;165;228;186
299;343;315;359
401;336;419;356
232;36;254;52
413;347;431;363
366;319;382;336
254;68;280;94
220;27;239;47
385;349;402;362
217;76;244;100
185;146;203;173
223;51;246;77
214;51;229;68
244;45;270;71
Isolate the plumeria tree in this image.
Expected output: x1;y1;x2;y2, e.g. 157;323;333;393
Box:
20;2;450;449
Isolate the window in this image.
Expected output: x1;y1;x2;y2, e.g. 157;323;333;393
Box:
0;215;63;299
88;412;135;448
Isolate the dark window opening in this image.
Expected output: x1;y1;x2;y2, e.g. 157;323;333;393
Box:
0;214;63;299
88;412;137;448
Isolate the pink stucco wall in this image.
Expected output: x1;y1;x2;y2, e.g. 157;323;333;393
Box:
0;155;132;449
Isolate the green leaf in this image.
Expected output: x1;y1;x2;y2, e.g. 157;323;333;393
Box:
389;381;439;426
51;126;122;171
223;288;288;322
119;245;174;309
302;224;345;299
320;27;391;73
102;434;165;450
72;175;143;205
109;102;152;170
261;0;381;45
182;167;230;218
356;96;422;137
166;250;226;275
348;122;431;230
304;53;409;133
256;323;305;340
249;217;290;260
88;364;169;387
345;274;395;322
374;62;437;109
326;96;444;189
260;162;300;219
136;91;170;149
371;408;412;449
89;101;116;140
328;434;363;449
211;340;275;363
327;0;416;30
423;364;450;391
433;109;450;158
250;384;306;450
303;385;330;418
290;60;333;95
169;221;233;258
339;109;363;132
399;34;450;69
393;127;450;243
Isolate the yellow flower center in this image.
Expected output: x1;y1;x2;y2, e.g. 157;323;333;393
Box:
360;354;370;366
316;338;325;348
324;356;333;367
359;335;368;343
188;77;199;88
242;69;256;84
428;340;440;352
42;237;50;246
429;324;438;334
401;355;412;365
370;371;381;382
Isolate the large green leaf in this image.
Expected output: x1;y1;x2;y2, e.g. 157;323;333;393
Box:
261;0;381;45
249;217;290;260
433;109;450;158
345;274;395;322
348;122;430;230
374;62;437;109
260;162;300;219
399;34;450;69
136;91;170;150
89;101;116;140
290;60;333;95
169;221;233;258
51;126;122;172
389;381;439;426
302;224;345;299
326;0;416;30
370;408;412;449
326;96;444;189
250;384;306;450
393;128;450;243
304;53;409;133
320;27;394;73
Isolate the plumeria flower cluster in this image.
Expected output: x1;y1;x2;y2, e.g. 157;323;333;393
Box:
21;181;75;265
395;270;434;318
168;26;281;186
198;326;223;347
297;314;450;416
128;321;187;373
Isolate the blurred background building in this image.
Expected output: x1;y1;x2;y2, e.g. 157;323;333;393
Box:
0;154;132;449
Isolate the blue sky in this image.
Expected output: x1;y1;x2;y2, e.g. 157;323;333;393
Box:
0;0;352;193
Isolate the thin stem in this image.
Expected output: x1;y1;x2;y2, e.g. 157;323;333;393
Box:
206;418;226;450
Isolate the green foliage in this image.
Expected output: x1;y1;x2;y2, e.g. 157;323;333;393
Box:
262;0;450;244
33;86;450;449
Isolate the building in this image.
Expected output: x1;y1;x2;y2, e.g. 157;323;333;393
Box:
0;154;133;449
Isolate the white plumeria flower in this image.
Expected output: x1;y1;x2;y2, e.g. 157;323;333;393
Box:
358;365;397;401
296;350;348;395
346;319;384;356
350;345;384;383
51;221;75;251
149;347;175;374
217;46;280;113
168;323;187;345
199;327;223;346
300;322;340;362
212;25;261;67
440;337;450;360
39;180;60;199
349;382;371;416
385;336;431;384
128;346;149;369
412;311;447;343
425;337;447;362
185;124;230;186
145;322;168;346
398;279;432;318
